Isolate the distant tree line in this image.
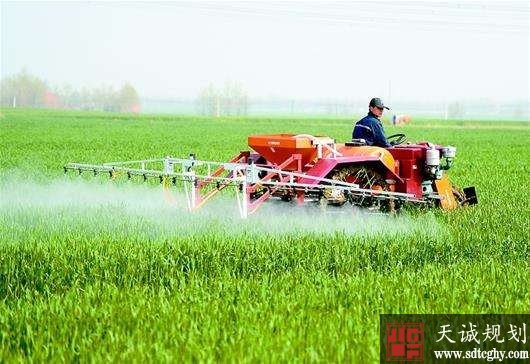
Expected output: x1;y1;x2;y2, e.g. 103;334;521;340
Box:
1;69;141;113
1;70;48;108
196;81;248;116
55;83;140;113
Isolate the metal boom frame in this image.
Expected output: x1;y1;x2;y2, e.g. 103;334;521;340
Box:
64;152;424;218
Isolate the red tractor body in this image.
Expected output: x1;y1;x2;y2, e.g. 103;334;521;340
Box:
247;133;476;211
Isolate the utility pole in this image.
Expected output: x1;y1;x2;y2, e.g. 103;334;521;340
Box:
12;96;16;108
215;96;220;117
388;79;394;123
388;79;391;105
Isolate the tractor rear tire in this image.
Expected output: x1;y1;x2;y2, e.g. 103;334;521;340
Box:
324;165;397;213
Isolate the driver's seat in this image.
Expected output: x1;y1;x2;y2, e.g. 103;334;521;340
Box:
345;138;367;147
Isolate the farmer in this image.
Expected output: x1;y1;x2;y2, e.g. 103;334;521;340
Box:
352;97;392;148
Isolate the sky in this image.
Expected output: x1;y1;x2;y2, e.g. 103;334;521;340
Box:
1;1;529;102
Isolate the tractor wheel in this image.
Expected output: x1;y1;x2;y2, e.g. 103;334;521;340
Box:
323;165;396;213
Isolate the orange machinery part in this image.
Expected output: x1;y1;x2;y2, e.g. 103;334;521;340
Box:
248;134;399;176
333;144;396;174
248;134;317;170
434;175;458;210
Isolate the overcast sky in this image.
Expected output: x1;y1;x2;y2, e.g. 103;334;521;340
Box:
1;1;529;102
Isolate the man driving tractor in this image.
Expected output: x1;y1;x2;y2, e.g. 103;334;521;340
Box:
352;97;392;148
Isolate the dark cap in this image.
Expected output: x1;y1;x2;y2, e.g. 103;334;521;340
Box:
369;97;390;110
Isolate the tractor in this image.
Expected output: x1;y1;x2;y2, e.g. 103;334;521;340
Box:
65;132;477;218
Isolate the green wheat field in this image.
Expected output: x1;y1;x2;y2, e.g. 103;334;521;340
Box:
1;109;528;362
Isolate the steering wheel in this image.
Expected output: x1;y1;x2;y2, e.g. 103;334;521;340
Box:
387;133;407;146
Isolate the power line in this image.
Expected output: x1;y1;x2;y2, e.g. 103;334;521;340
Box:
88;1;530;36
128;1;530;33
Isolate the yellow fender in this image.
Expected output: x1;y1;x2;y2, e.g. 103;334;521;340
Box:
435;175;458;210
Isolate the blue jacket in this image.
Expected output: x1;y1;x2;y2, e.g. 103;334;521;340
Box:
352;112;392;148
